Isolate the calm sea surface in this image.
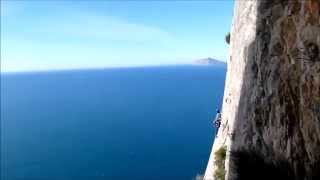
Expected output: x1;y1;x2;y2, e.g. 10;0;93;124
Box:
1;65;226;180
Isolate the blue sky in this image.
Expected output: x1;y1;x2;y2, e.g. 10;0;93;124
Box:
1;1;234;72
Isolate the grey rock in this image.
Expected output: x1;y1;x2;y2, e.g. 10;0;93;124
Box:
204;0;320;179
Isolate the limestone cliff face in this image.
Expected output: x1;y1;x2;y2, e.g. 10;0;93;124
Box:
204;0;320;179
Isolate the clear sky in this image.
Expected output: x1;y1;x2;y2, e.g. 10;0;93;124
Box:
1;1;234;72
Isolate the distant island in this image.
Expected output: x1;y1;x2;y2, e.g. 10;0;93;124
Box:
193;57;226;66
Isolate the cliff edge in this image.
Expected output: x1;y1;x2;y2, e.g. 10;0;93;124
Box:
204;0;320;179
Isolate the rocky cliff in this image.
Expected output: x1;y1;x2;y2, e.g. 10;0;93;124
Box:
204;0;320;179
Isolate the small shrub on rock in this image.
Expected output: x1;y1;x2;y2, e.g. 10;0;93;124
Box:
214;146;227;180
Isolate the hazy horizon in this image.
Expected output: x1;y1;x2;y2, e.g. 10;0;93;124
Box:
1;59;227;74
1;1;233;72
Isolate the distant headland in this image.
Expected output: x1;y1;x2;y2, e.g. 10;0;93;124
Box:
193;57;226;66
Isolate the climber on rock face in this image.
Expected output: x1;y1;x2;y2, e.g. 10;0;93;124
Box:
213;109;222;135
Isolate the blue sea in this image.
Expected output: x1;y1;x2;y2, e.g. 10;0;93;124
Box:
1;65;226;180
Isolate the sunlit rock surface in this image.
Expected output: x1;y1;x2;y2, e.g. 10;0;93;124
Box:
204;0;320;179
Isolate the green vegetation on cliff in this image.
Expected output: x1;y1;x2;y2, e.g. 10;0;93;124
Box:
214;146;227;180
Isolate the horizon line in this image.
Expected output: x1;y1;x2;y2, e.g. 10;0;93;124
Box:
1;62;226;75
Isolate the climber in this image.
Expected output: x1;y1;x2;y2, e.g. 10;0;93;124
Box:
213;109;222;135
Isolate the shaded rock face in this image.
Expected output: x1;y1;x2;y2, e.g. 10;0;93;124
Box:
205;0;320;179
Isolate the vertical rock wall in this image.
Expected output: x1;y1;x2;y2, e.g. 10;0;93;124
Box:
204;0;320;179
204;1;258;179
